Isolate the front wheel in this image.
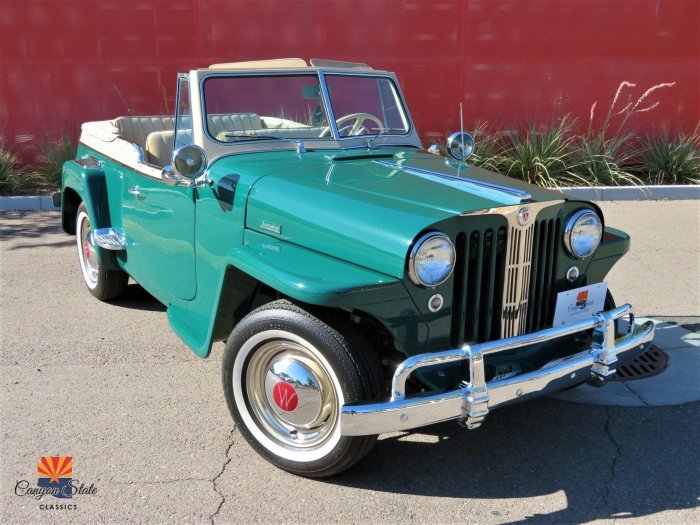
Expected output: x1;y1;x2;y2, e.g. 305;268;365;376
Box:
222;300;383;477
76;203;128;301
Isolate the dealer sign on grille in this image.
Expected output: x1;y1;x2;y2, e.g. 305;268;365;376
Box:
552;282;608;327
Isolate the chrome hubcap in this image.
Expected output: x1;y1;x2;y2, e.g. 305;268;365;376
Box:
246;340;337;449
79;215;99;285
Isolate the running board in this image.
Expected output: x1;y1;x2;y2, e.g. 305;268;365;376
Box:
93;228;126;250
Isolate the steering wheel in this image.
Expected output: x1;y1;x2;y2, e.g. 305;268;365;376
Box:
319;113;384;137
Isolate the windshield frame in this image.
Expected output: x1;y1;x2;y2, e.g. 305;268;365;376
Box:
199;70;413;147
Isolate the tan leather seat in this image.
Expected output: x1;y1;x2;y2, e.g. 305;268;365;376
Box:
112;116;175;150
120;113;265;166
207;113;263;137
145;130;175;167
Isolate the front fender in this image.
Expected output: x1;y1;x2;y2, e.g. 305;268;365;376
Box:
169;229;424;358
585;226;631;284
232;230;403;306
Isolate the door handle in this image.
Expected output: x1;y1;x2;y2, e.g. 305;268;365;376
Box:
128;186;145;200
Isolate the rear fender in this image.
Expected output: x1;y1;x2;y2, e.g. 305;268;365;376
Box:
62;158;121;270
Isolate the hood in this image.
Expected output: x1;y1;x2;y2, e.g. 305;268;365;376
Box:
244;150;565;278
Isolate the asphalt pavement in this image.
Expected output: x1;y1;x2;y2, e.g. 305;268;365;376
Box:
1;201;699;524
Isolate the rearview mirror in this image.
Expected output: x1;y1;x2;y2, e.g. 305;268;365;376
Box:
302;85;321;100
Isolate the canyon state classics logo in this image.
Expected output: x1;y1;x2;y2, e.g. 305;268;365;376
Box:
15;456;97;510
37;456;73;498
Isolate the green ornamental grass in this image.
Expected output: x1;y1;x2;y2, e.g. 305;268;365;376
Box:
635;129;700;185
0;139;26;194
35;134;77;187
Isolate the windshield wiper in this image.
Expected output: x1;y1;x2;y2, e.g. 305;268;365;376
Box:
366;128;410;149
367;127;408;134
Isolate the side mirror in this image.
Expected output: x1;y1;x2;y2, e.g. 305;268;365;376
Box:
446;132;474;162
172;144;208;180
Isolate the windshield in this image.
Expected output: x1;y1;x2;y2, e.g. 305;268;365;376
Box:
202;73;409;143
325;75;409;136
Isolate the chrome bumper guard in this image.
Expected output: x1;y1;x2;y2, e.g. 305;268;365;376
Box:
340;304;655;436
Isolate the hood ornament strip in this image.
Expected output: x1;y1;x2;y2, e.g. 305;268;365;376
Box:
374;160;531;202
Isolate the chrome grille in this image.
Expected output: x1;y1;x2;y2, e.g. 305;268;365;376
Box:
501;222;536;338
452;201;563;345
525;216;561;332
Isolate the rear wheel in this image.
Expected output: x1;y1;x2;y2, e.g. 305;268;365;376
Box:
76;203;128;301
222;300;383;477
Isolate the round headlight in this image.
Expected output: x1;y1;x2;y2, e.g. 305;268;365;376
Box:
565;210;603;258
408;232;455;287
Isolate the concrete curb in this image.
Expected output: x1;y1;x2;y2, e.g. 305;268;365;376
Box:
0;195;60;211
555;184;700;201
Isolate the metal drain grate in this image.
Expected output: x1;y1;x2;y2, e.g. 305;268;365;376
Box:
610;345;668;381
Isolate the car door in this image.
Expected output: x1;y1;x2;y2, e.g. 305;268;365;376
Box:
121;166;196;301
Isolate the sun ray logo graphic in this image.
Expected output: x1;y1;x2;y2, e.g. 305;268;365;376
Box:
37;456;73;499
576;290;589;307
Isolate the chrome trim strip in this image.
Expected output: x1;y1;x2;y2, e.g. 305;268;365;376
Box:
340;304;655;436
75;156;103;169
374;160;532;201
128;141;148;164
317;71;339;140
77;142;165;183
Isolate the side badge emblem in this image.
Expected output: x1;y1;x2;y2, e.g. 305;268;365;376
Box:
260;220;282;235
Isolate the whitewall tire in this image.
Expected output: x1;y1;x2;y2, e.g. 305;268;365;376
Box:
222;300;383;477
76;203;128;301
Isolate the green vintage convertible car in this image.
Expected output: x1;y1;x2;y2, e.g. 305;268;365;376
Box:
61;58;654;477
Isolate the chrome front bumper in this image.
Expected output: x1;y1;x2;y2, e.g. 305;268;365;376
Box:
340;304;654;436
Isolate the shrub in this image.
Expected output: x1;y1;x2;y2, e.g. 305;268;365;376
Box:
0;139;27;194
569;131;643;186
569;80;676;186
491;116;589;188
467;122;501;172
34;134;76;188
634;129;700;185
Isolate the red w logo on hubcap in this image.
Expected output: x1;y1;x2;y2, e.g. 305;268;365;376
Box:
272;382;299;412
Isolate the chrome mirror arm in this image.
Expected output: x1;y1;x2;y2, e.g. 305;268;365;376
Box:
162;165;212;188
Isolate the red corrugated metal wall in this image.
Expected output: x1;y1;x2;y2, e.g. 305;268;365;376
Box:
1;0;698;152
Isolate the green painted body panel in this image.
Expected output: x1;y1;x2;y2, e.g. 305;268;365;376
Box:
245;150;564;278
63;143;630;372
119;169;196;301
